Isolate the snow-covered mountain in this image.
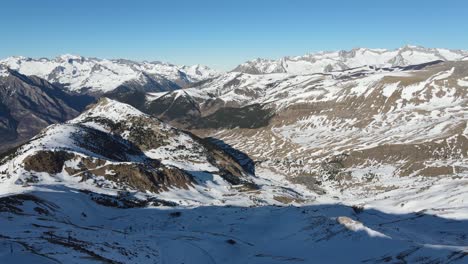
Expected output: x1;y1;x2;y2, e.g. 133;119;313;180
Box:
0;55;219;94
145;60;468;217
1;98;468;263
4;45;465;96
1;48;468;263
232;45;468;74
0;98;313;206
0;98;267;205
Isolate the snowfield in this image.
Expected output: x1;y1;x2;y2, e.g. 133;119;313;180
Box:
1;183;468;264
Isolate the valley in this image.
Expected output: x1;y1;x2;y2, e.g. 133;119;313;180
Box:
0;46;467;263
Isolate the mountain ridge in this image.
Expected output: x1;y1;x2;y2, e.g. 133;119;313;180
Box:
0;55;219;94
3;45;468;95
232;45;468;74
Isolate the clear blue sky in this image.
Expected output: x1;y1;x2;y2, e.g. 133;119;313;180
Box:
2;0;467;70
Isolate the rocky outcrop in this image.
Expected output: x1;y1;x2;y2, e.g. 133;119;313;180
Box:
23;151;75;174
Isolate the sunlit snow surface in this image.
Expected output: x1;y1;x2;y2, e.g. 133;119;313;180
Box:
0;55;219;93
233;46;468;74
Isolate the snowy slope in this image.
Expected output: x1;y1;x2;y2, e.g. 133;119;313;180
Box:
233;45;468;75
0;67;467;263
0;55;219;93
1;188;468;264
128;59;468;220
0;98;307;207
179;60;468;218
0;96;467;262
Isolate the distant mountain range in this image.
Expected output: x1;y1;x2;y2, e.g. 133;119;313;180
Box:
2;46;468;96
1;45;467;152
0;54;219;94
232;45;468;74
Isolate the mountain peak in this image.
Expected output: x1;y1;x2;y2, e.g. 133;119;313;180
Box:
402;44;422;49
58;53;83;59
56;54;85;62
74;97;146;124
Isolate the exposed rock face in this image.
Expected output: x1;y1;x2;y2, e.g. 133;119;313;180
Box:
94;164;193;192
23;151;75;174
21;149;195;193
0;68;94;153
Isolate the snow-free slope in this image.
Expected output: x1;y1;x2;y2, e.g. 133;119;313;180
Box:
0;68;94;153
